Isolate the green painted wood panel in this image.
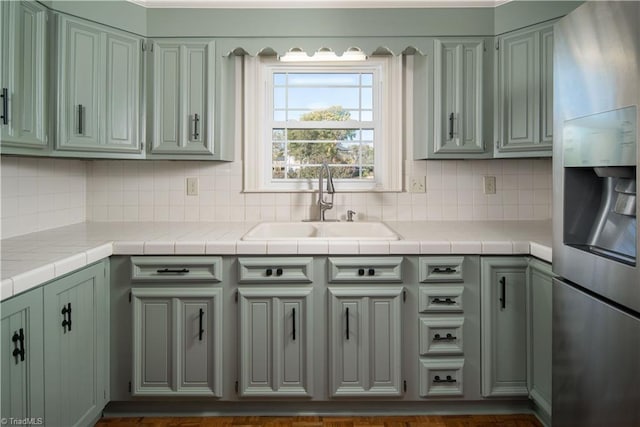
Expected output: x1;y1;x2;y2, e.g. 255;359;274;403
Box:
540;27;554;145
0;288;44;423
481;257;528;397
0;0;48;153
43;261;107;427
238;288;313;397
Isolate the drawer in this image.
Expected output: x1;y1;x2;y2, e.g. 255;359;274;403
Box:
418;286;464;313
328;257;403;283
131;256;222;282
419;257;464;283
419;358;464;397
237;257;313;283
419;317;464;356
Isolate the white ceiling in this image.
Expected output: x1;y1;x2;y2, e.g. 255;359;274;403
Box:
126;0;511;9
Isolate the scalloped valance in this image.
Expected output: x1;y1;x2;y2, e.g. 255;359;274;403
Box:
217;37;432;57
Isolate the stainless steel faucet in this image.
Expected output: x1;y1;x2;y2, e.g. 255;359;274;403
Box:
318;161;335;221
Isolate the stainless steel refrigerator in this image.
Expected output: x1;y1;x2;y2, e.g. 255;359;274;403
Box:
553;2;640;426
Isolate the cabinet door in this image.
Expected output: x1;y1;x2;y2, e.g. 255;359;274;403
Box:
481;257;528;397
433;40;484;155
238;288;313;397
1;288;44;423
527;259;553;421
150;40;216;157
132;287;223;397
43;261;108;427
0;0;48;151
328;287;403;397
496;22;554;156
104;31;141;152
57;16;102;150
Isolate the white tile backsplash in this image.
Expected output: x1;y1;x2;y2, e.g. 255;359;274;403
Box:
85;158;551;223
1;157;87;239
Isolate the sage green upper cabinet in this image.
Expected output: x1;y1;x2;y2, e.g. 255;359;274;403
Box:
494;21;554;157
414;38;493;159
149;40;224;159
0;0;48;154
56;14;143;157
43;261;109;427
1;288;44;423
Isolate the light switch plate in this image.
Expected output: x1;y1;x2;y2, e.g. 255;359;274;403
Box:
483;176;496;195
411;176;426;193
186;177;199;196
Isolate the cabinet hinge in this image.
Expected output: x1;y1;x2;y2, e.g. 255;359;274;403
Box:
128;381;131;392
235;381;239;393
495;40;499;50
403;290;406;302
235;291;238;303
403;380;407;392
129;291;132;303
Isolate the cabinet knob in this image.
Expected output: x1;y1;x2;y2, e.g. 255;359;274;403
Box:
358;268;365;276
276;268;283;276
368;268;375;276
266;268;273;277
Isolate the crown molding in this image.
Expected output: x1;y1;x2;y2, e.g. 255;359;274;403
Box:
126;0;512;9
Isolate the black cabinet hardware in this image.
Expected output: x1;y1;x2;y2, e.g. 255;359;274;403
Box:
198;308;204;341
78;104;83;134
156;268;189;274
434;333;456;341
12;328;25;362
368;268;375;276
432;297;456;305
358;268;365;276
193;113;200;139
276;268;283;276
266;268;273;276
433;375;456;383
448;112;454;139
433;267;456;274
292;307;296;341
345;307;350;340
61;302;72;332
1;88;8;125
499;276;506;309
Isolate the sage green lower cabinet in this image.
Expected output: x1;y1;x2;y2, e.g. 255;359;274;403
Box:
328;287;403;397
131;287;223;397
43;260;109;427
237;287;313;397
481;257;528;397
1;288;44;423
526;258;553;424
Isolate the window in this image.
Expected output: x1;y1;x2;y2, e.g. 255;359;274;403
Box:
243;53;403;192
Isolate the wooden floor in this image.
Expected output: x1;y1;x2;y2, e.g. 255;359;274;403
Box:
95;414;543;427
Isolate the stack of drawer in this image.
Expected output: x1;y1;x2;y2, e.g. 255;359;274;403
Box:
417;256;466;397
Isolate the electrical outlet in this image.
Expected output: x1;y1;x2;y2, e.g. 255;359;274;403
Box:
410;176;426;193
186;177;199;196
483;176;496;195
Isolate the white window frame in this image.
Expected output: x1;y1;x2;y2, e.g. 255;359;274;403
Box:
243;54;403;192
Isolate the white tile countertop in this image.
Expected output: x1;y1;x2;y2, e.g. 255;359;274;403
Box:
0;220;552;301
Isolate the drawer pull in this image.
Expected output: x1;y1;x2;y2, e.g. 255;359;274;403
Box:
292;307;296;341
276;268;283;276
345;307;350;340
12;328;25;363
433;333;456;342
1;88;8;125
156;268;189;274
433;267;456;274
499;276;506;309
432;297;456;305
61;302;72;332
358;268;365;276
433;375;456;384
368;268;375;276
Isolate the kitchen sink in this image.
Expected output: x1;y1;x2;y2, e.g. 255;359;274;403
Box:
241;222;401;240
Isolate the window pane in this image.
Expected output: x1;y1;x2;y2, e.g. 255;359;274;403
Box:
361;129;374;141
288;142;339;164
272;129;286;141
361;87;373;109
361;143;374;164
286;73;360;86
286;166;321;179
274;110;286;121
331;165;374;179
287;128;357;142
273;87;286;109
361;73;373;86
273;73;287;85
287;87;360;110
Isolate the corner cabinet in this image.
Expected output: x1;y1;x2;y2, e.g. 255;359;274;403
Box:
0;0;49;154
1;288;44;423
43;260;109;427
131;287;223;397
414;38;493;159
328;287;403;397
148;39;230;160
237;287;313;397
480;257;528;397
494;21;554;157
55;14;143;157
